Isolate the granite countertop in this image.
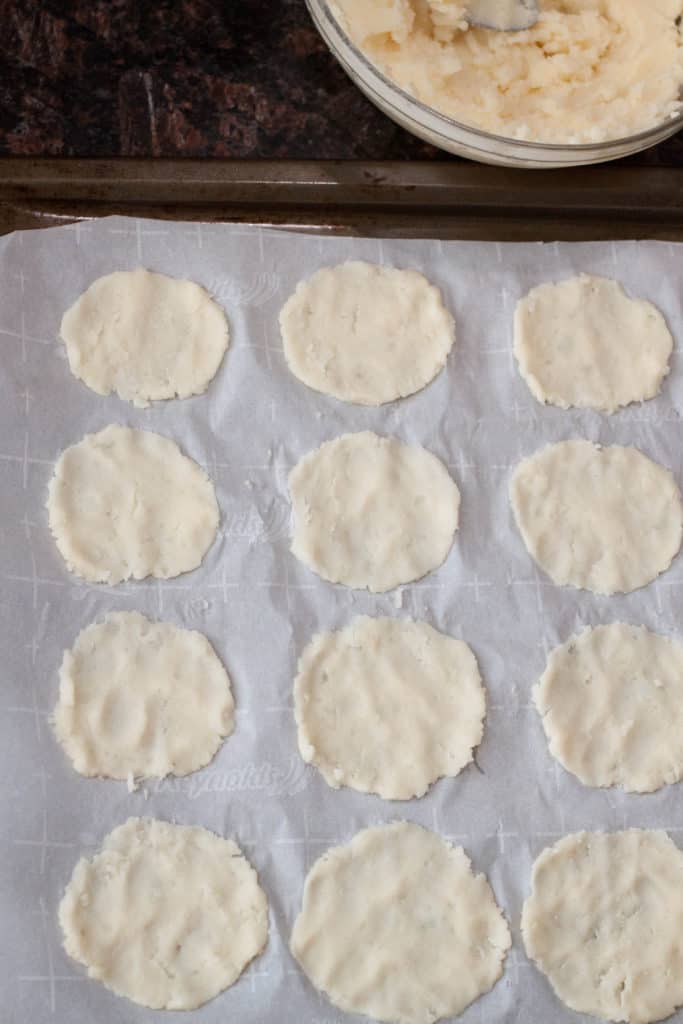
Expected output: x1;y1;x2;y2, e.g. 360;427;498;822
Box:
1;0;682;165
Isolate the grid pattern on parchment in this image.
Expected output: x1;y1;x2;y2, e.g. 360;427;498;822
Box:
2;219;683;1024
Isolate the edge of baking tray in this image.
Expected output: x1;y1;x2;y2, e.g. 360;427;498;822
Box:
1;158;683;240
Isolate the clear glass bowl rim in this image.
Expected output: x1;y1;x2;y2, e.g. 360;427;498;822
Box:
310;0;683;152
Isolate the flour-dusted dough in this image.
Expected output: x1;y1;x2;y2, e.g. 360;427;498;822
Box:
289;432;460;592
535;623;683;794
510;440;683;595
514;275;673;413
54;612;234;781
60;817;268;1010
294;616;485;800
279;261;455;405
47;424;219;583
522;830;683;1024
60;268;230;406
291;822;510;1024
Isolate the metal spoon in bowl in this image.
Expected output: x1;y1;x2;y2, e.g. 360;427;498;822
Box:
467;0;538;30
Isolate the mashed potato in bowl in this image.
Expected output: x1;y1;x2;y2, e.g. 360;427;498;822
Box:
331;0;683;143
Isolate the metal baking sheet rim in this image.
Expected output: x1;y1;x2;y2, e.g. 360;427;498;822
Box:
2;158;683;240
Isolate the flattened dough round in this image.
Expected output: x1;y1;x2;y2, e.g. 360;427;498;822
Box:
291;822;510;1024
280;261;455;405
510;440;683;595
289;432;460;592
514;275;673;413
522;830;683;1024
47;424;219;583
536;623;683;794
59;817;268;1010
294;616;485;800
54;612;234;781
60;268;230;406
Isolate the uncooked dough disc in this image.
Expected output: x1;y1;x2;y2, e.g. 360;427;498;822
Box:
514;275;673;413
60;268;230;406
291;821;510;1024
59;817;268;1010
54;611;234;781
510;440;683;595
535;623;683;794
279;261;455;405
522;830;683;1024
47;424;219;583
294;615;485;800
289;431;460;592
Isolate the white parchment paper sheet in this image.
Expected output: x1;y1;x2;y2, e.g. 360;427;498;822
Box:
2;217;683;1024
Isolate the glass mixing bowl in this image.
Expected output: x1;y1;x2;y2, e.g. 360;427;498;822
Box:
306;0;683;168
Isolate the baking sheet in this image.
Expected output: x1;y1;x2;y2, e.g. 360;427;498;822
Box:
5;159;683;241
2;217;683;1024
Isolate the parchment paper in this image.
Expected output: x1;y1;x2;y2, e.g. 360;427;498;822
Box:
2;217;683;1024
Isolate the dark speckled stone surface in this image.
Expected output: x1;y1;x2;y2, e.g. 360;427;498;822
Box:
1;0;682;163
